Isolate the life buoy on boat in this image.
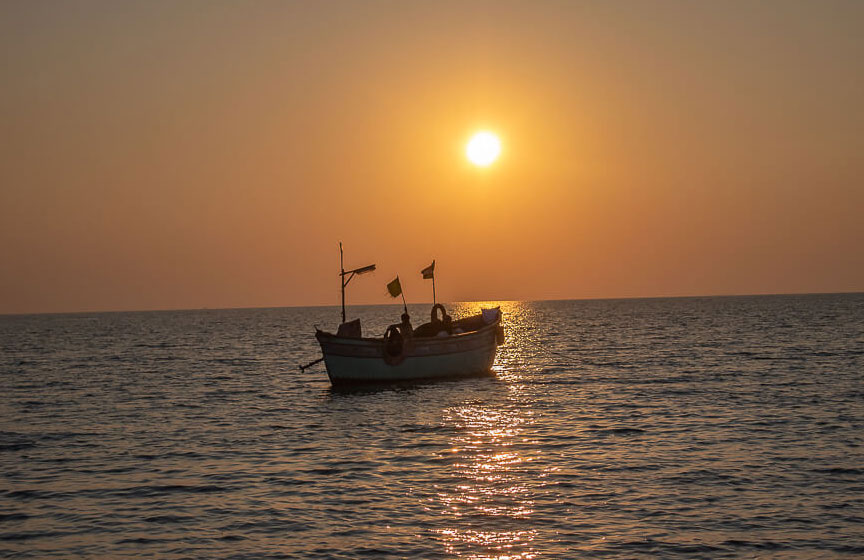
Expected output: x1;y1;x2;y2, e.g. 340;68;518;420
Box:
431;304;447;323
383;324;407;365
431;304;453;335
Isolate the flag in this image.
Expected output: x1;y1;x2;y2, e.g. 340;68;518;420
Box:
387;276;402;298
421;260;435;279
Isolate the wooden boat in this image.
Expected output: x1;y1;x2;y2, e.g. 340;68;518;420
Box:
301;243;504;385
316;305;504;385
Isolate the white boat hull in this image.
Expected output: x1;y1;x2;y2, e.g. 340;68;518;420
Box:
316;316;501;384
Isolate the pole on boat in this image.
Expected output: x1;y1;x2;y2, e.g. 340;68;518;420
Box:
299;356;324;371
386;275;408;314
421;260;436;305
338;242;376;324
340;242;345;323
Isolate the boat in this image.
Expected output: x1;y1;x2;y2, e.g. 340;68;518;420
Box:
316;305;504;384
302;244;505;385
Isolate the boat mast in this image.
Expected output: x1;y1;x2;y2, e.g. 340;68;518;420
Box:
340;242;346;323
339;242;376;324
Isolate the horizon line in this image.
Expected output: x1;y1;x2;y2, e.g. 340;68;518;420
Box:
2;290;862;318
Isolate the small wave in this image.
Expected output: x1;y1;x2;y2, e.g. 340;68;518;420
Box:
37;432;97;442
2;489;54;501
0;530;64;542
219;534;246;541
299;467;341;476
811;467;863;476
0;442;36;452
608;427;646;435
133;453;159;460
106;484;230;498
264;476;303;487
664;469;738;484
832;544;864;554
721;539;791;551
116;536;173;545
143;514;190;524
400;425;450;434
610;539;725;555
587;426;646;436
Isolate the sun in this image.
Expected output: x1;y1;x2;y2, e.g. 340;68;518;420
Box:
466;131;501;167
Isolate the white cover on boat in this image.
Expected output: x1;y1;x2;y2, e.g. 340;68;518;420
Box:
482;308;500;324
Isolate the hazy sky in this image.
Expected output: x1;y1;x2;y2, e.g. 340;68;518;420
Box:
1;0;862;314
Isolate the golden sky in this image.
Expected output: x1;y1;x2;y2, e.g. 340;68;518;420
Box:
1;1;862;314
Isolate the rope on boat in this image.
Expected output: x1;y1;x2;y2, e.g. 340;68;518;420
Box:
298;356;324;371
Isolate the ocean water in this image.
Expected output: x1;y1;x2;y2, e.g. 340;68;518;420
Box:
1;294;862;559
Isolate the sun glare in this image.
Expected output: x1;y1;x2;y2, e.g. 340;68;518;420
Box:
466;131;501;167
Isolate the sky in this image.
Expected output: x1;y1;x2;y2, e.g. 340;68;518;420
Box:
1;0;862;314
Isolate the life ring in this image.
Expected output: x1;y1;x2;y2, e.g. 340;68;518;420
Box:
431;303;447;323
383;325;407;365
430;304;453;335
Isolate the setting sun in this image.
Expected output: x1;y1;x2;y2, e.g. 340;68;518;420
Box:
466;131;501;167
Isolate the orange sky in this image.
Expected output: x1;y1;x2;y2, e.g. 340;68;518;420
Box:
1;1;862;314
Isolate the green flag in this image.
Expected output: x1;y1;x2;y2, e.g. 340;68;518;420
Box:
387;276;402;298
421;261;435;279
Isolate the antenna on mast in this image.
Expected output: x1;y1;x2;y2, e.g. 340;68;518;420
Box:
339;242;376;323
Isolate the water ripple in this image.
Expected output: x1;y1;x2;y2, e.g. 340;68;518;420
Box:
1;295;862;558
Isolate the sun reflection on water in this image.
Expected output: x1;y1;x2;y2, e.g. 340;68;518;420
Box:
403;301;551;558
431;378;545;558
450;301;545;383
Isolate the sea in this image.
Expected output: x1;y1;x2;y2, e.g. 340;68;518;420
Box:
1;294;862;559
